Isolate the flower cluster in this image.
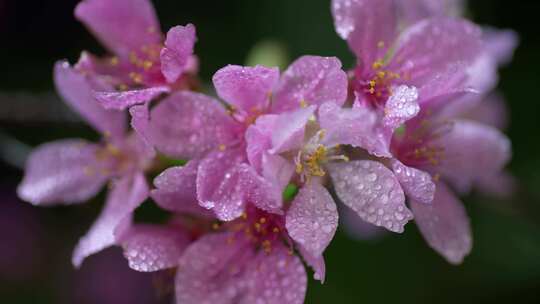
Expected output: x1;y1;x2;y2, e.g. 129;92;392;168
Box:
17;0;517;303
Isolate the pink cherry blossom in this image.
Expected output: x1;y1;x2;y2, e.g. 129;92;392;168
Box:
137;56;348;222
59;0;198;111
18;62;155;268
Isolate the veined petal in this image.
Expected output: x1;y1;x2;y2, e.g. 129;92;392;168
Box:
331;0;398;66
261;153;295;198
175;232;251;304
117;224;190;272
411;182;472;264
382;85;419;131
196;149;247;221
239;245;307;304
145;91;240;159
270;106;316;154
75;0;161;57
318;101;391;157
72;173;149;267
398;0;465;25
391;159;435;204
54;60;126;138
272;56;348;113
286;181;338;258
213;65;279;114
95;86;169;110
328;160;412;233
17;139;107;206
245;114;277;172
431;119;511;193
161;24;197;83
391;18;483;86
151;161;213;217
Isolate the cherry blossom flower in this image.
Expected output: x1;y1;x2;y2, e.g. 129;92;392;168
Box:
18;61;154;268
117;168;307;304
134;55;347;221
329;0;515;263
60;0;198;111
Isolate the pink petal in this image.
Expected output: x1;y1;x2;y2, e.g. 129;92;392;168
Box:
286;182;338;257
54;60;126;138
212;65;279;114
117;224;190;272
240;246;308;304
160;24;197;83
331;0;398;66
129;103;154;154
391;18;483;86
298;245;326;283
483;28;519;66
398;0;465;25
75;0;161;57
270;106;316;154
272;56;348;113
318;101;391;157
410;182;472;264
241;163;284;215
72;173;149;267
391;159;435;204
196;149;247;221
151;161;213;217
328;160;412;233
245;114;277;172
382;85;419;130
17;139;107;206
261;153;295;198
95;86;169;110
145;91;240;159
175;232;251;304
432;119;511;193
462;93;509;130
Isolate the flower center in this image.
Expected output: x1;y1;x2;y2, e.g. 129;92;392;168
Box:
355;59;402;108
294;130;349;181
215;207;288;254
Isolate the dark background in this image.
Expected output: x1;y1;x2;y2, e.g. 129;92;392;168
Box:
1;0;540;303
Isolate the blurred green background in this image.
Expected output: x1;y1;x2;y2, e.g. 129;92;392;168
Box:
1;0;540;303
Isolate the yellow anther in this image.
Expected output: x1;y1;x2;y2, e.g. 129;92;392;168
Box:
259;217;267;224
254;222;262;231
295;162;304;174
129;72;143;84
118;84;129;91
299;100;308;108
218;144;226;151
272;227;280;233
369;80;376;88
105;144;121;157
109;57;119;66
212;223;220;230
369;87;376;94
377;71;386;78
306;145;328;177
241;212;248;220
142;60;154;70
372;60;384;70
